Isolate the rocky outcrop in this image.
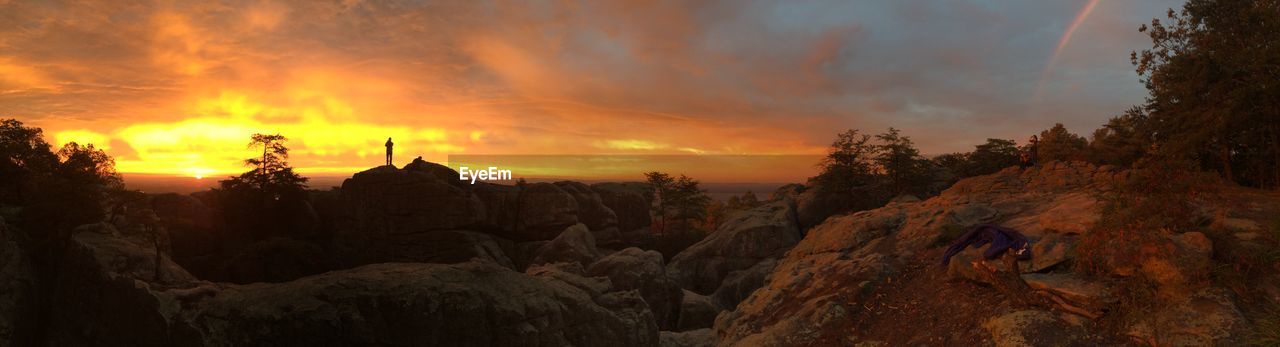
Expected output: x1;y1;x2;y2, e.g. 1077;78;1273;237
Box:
983;310;1088;347
677;290;717;331
659;329;714;347
588;247;684;331
515;183;581;240
531;223;601;268
1124;288;1246;346
340;164;486;235
710;258;777;311
48;224;660;346
591;182;652;233
666;201;801;295
713;162;1172;345
189;261;657;346
47;223;199;346
555;181;618;231
0;219;34;346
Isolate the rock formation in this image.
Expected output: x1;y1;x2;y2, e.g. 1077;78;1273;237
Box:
46;223;660;346
714;162;1260;346
666;200;801;295
0;218;34;346
588;247;684;330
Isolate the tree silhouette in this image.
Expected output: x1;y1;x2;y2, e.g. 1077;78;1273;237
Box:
1133;0;1280;187
874;127;931;196
222;133;307;197
1036;123;1087;162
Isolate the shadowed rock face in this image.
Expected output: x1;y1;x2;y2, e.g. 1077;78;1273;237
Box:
0;219;34;346
47;224;660;347
666;200;801;295
188;262;657;347
555;181;618;231
587;247;684;331
340;164;487;235
590;182;652;233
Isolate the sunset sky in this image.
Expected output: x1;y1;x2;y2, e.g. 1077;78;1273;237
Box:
1;0;1180;180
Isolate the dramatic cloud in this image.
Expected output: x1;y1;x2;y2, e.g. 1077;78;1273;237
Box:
0;0;1181;179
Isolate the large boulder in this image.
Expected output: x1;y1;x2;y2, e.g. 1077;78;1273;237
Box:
339;163;486;236
666;201;801;295
187;261;658;346
531;223;601;268
590;182;652;233
0;219;35;346
516;182;581;240
588;247;684;330
555;181;619;231
710;258;778;311
47;223;200;347
676;290;717;331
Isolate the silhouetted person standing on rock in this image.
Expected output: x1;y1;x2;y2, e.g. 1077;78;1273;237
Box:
385;137;394;166
1020;135;1039;168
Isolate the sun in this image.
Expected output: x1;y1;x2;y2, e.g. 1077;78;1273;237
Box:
189;168;213;180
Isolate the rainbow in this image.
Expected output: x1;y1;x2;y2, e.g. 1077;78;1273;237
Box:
1034;0;1102;102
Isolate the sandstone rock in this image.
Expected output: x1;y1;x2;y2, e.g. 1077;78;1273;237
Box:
711;258;777;311
526;262;611;297
591;182;652;233
510;240;550;271
716;162;1117;346
47;223;198;346
983;310;1088;347
889;194;921;204
532;223;601;268
945;246;993;284
340;164;486;235
667;201;800;295
48;221;662;346
1113;231;1214;299
555;181;619;231
677;290;717;331
1216;217;1262;231
1026;233;1075;272
659;329;713;347
471;182;521;233
0;220;35;346
1125;288;1246;346
589;247;684;330
516;182;580;240
1021;273;1113;318
189;261;658;347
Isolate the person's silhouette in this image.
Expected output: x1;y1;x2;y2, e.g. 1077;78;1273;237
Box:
385;137;394;166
